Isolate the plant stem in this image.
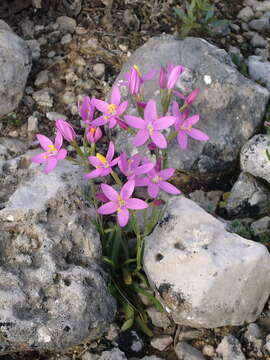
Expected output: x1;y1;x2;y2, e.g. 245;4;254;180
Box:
111;171;122;186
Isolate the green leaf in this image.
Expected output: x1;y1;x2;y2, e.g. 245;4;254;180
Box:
266;149;270;161
174;7;186;19
205;9;214;21
135;316;153;337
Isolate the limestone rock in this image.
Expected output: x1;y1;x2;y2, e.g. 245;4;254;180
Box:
241;134;270;183
113;36;269;182
143;196;270;328
0;24;31;117
175;342;205;360
216;335;246;360
248;56;270;90
225;172;270;217
0;156;116;353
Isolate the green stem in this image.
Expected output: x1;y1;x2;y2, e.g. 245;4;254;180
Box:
111;171;122;186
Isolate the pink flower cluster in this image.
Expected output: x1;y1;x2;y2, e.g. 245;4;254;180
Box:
31;63;210;227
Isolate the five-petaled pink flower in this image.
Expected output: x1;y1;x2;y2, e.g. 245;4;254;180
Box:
122;64;157;96
31;132;67;174
92;86;128;129
98;180;148;227
79;96;95;123
55;119;76;142
159;64;184;90
124;99;175;149
172;101;209;149
137;167;181;198
118;152;154;181
84;141;119;179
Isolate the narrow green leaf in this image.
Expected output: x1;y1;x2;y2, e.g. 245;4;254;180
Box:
266;149;270;161
174;7;186;19
135;316;153;337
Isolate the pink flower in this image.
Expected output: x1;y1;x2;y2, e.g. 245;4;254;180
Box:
122;65;157;95
98;180;148;227
173;88;200;106
84;141;119;179
137;167;181;198
124;99;175;149
118;152;154;181
86;125;102;144
31;132;67;174
79;96;95;123
159;64;184;90
92;86;128;129
55;119;76;142
172;101;209;149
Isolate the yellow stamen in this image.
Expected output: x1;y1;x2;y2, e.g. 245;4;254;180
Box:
180;125;192;131
152;175;162;184
96;153;107;164
148;124;153;136
134;64;142;77
106;103;117;115
90;127;96;135
48;144;57;153
117;207;122;213
117;195;126;207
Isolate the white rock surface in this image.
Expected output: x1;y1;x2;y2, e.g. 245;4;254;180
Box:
216;335;246;360
241;134;270;183
175;342;205;360
143;196;270;328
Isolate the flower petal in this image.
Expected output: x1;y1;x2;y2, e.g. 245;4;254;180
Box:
118;152;128;175
106;141;115;162
54;131;63;150
31;152;47;163
158;168;175;180
125;198;148;210
151;131;167;149
56;148;67;160
188;128;209;141
120;180;135;200
186;115;200;126
167;65;183;89
110;86;120;105
144;99;157;123
92;115;108;127
148;183;159;198
154;116;175;130
142;69;157;81
186;88;200;104
92;98;109;113
124;115;145;129
37;134;53;151
89;156;103;167
116;100;128;115
134;162;154;175
133;129;149;147
84;168;102;179
101;183;119;201
177;131;188;149
98;202;118;215
135;177;149;187
44;157;57;174
159;181;181;195
117;207;129;227
172;101;181;118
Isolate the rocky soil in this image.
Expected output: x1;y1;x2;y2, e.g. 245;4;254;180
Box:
1;0;270;360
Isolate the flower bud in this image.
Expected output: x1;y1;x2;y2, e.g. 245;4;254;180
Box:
55;119;76;142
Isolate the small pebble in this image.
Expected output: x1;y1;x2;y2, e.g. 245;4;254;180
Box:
150;335;173;351
56;16;77;34
61;34;72;45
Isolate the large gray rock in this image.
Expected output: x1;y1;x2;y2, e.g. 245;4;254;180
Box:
247;56;270;90
0;24;31;117
225;172;270;217
113;36;269;181
0;154;116;353
241;134;270;183
143;196;270;328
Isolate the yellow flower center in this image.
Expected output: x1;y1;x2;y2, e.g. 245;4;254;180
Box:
180;124;192;131
43;144;58;159
134;64;142;77
148;124;153;136
90;127;96;135
117;195;126;207
96;153;107;165
152;175;162;184
106;103;117;115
